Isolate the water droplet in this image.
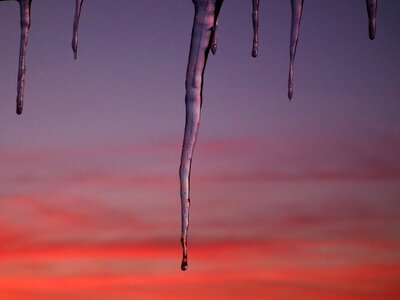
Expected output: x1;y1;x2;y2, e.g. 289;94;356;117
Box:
181;256;188;271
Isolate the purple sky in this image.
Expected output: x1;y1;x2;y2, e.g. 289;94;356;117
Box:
0;1;399;299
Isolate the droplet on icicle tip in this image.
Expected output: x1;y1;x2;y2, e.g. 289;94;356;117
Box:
181;256;188;271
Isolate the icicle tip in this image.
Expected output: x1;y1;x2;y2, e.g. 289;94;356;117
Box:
211;44;217;55
72;44;78;60
181;257;188;271
16;106;23;115
369;34;375;40
369;27;376;40
288;87;293;100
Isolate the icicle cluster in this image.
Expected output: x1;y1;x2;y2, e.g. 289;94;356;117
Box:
0;0;85;114
0;0;378;271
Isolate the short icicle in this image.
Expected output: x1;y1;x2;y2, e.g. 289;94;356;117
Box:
211;19;218;55
179;0;224;271
252;0;260;57
16;0;32;115
288;0;304;100
211;2;222;55
366;0;377;40
72;0;84;59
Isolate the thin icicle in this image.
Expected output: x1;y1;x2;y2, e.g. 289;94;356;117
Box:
366;0;377;40
288;0;304;100
16;0;32;115
179;0;224;271
72;0;84;59
211;1;222;55
211;19;218;55
252;0;260;57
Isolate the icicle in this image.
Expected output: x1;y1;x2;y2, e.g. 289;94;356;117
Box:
179;0;224;271
288;0;304;100
252;0;260;57
16;0;32;115
72;0;84;59
211;1;222;55
366;0;377;40
211;19;218;55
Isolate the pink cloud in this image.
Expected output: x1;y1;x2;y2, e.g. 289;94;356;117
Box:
0;133;399;299
0;239;398;299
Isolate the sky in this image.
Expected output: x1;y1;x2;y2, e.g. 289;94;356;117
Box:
0;0;399;299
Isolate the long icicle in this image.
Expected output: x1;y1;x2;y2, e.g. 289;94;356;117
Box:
72;0;84;59
288;0;304;100
252;0;260;57
179;0;223;271
366;0;377;40
16;0;32;115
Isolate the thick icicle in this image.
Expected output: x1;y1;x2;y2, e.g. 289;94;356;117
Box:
252;0;260;57
288;0;304;100
179;0;223;271
366;0;377;40
72;0;84;59
16;0;32;115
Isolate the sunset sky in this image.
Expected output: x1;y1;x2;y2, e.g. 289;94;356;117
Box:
0;0;399;299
